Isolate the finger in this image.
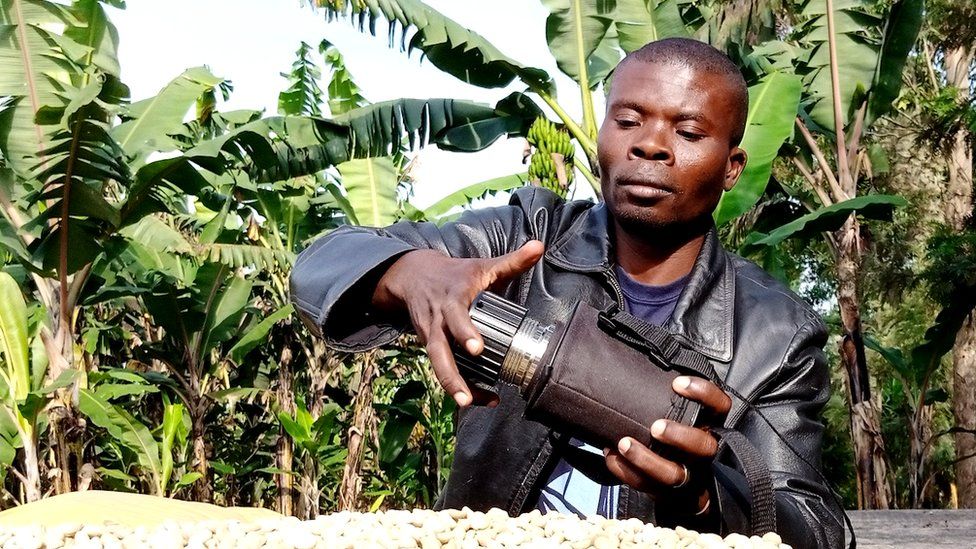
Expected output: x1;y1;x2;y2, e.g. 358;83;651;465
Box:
606;437;688;490
604;448;656;492
407;300;434;345
442;300;484;356
650;419;719;459
485;240;544;287
425;320;472;407
673;376;732;416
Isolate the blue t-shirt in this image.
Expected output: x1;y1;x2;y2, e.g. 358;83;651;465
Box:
536;266;688;519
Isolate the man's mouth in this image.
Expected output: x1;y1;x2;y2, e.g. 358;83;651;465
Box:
616;178;674;198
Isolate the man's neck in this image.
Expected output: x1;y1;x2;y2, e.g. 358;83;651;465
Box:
612;220;708;286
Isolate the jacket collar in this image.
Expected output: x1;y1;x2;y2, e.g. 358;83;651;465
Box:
545;202;735;362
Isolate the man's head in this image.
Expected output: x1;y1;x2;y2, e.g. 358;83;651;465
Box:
598;38;749;240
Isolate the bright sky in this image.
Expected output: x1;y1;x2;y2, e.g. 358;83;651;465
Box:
107;0;600;208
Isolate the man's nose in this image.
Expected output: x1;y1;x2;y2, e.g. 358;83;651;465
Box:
629;126;673;164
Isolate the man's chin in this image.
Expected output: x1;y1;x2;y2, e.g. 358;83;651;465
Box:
612;210;712;243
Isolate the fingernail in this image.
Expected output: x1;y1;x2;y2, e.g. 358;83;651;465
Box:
465;338;481;355
454;392;471;407
603;447;610;457
651;419;667;438
674;376;692;390
618;437;631;454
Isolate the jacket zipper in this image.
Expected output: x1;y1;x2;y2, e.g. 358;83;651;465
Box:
603;267;625;308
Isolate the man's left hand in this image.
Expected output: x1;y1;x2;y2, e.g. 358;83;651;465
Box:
603;375;732;515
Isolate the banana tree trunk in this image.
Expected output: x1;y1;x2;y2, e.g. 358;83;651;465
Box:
835;218;891;509
47;404;83;495
41;319;86;494
190;404;212;503
297;339;335;518
945;44;975;510
19;433;41;503
339;351;379;511
909;405;934;508
298;454;320;520
276;345;295;516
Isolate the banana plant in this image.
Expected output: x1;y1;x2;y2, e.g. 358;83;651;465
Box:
77;379;193;496
105;202;264;502
0;272;41;502
863;291;976;508
0;271;79;503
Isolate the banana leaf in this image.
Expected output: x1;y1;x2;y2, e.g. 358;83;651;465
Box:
338;156;399;228
714;71;802;226
317;0;554;94
744;194;906;250
541;0;614;88
78;389;162;493
0;0;76;173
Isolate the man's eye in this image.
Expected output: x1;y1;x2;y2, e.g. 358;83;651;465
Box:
615;118;639;128
677;130;704;140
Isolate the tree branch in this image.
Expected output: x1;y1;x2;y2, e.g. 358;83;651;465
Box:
792;156;833;207
921;39;941;92
796;118;847;201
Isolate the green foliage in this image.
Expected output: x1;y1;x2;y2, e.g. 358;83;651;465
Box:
419;173;528;221
0;0;78;173
541;0;615;88
742;194;906;250
113;67;224;163
617;0;690;51
337;157;399;227
317;0;554;94
714;71;803;225
924;226;976;303
867;0;923;123
0;272;30;405
279;42;327;117
915;87;976;152
321;39;367;116
792;0;883;131
78;388;163;494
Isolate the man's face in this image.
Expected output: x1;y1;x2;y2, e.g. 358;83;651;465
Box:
597;60;746;235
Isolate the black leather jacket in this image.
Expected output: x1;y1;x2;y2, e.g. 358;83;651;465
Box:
290;188;844;548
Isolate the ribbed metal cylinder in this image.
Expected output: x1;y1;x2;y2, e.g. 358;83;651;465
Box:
454;292;527;387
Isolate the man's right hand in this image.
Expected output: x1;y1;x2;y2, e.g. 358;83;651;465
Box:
371;240;545;408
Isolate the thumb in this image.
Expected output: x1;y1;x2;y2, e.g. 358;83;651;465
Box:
486;240;545;286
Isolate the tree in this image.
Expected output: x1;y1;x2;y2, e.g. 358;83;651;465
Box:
921;0;976;508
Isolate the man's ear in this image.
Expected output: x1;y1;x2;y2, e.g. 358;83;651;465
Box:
723;147;747;192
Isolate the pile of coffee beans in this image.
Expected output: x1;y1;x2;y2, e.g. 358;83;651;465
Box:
0;507;790;548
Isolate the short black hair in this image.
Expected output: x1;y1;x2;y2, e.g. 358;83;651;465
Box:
614;38;749;146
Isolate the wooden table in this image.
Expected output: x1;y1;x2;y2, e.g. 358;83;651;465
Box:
847;510;976;548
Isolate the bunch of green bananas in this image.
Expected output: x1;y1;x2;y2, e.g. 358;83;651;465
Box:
526;117;574;198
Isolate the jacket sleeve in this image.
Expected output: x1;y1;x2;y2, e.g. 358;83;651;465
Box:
716;317;846;549
289;189;547;352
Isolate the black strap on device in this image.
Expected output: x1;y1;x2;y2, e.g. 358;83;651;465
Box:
597;306;715;380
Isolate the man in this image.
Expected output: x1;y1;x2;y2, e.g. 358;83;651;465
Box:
290;38;844;548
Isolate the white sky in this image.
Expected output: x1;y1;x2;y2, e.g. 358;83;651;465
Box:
108;0;601;208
